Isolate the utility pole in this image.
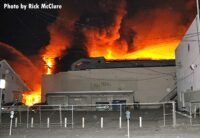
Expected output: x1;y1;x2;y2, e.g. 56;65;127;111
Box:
196;0;200;53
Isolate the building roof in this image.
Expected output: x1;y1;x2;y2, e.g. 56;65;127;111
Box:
71;57;176;71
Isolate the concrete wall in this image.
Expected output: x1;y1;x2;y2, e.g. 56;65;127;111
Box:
46;92;133;110
42;66;176;103
0;60;29;103
176;16;200;111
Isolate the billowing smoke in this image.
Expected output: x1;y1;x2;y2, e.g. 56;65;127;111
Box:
83;0;128;59
123;0;196;51
42;0;196;62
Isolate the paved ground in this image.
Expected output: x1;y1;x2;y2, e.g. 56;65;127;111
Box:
1;125;200;138
1;108;200;138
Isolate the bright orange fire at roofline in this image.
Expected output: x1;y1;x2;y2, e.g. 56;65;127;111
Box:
88;40;178;61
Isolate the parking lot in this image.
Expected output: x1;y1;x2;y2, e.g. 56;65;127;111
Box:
1;102;200;138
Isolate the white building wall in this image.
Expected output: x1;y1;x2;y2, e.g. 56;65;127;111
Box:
176;16;200;111
42;67;176;103
0;60;29;103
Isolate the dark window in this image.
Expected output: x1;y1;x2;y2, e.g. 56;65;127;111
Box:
188;44;190;52
2;94;5;104
2;74;5;79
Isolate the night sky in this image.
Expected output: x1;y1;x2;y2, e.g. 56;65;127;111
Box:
0;0;197;71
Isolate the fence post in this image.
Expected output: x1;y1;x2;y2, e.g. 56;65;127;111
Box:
9;111;14;136
172;101;176;128
194;105;197;119
31;117;34;128
9;117;13;136
199;105;200;118
119;116;122;128
120;104;122;118
47;117;50;128
72;105;74;128
59;105;62;127
101;117;103;128
163;103;166;127
15;117;18;128
27;107;29;128
189;102;192;125
82;117;85;128
39;106;42;126
18;106;22;125
139;117;142;128
127;119;130;138
19;109;22;125
64;117;67;128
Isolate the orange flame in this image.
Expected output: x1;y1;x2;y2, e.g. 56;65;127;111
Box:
22;91;41;106
43;57;55;75
22;84;42;106
41;23;71;75
88;40;179;60
84;3;186;60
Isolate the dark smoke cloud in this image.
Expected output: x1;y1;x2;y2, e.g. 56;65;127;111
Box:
121;0;196;50
49;0;195;56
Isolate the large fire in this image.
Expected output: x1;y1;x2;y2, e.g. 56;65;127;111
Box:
21;24;68;106
21;54;57;107
88;40;179;60
84;2;185;61
14;0;195;106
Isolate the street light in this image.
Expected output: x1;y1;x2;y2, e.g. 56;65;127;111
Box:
0;79;6;124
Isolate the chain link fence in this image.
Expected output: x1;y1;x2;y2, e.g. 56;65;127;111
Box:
0;102;176;129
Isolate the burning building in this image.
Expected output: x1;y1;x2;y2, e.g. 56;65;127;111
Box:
42;58;176;107
0;42;42;106
0;0;196;106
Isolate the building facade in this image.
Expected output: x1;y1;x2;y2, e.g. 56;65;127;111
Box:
176;16;200;112
42;60;176;106
0;60;30;103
